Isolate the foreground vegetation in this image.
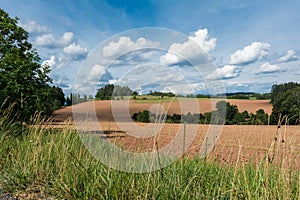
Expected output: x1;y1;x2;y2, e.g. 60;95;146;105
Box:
1;113;299;199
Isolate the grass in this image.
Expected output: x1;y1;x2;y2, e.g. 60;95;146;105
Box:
0;110;300;199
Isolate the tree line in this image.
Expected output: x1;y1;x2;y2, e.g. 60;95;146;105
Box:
132;101;270;125
95;84;136;100
0;9;65;121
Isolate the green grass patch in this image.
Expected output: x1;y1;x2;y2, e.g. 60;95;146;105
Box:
0;114;299;199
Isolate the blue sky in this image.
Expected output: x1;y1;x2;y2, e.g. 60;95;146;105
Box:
1;0;300;95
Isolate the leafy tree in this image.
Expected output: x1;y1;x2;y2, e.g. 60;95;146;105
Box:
113;85;133;97
133;110;151;123
270;82;300;103
95;84;114;100
215;101;238;124
44;86;66;114
251;109;269;125
0;9;54;121
271;85;300;124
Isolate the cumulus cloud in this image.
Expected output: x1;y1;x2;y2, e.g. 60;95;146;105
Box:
229;42;271;65
20;20;49;34
160;28;216;66
253;62;286;74
34;32;74;47
277;50;298;63
189;29;217;52
206;65;240;80
42;56;56;68
34;34;56;47
102;37;160;58
63;43;88;60
88;64;113;82
41;56;68;69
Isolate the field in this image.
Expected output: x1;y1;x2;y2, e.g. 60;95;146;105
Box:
53;98;273;122
1;99;300;199
51;99;299;168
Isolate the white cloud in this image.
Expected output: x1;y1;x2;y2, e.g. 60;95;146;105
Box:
160;28;216;66
41;56;69;70
206;65;240;80
277;50;298;63
34;34;56;47
88;64;113;82
20;20;49;34
63;43;88;59
229;42;271;65
61;32;74;45
34;32;74;47
253;62;286;74
102;37;160;58
42;56;56;68
189;29;217;52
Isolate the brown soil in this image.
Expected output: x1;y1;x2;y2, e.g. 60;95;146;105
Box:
53;99;272;122
51;99;300;168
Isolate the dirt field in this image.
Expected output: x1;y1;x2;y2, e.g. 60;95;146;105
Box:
53;99;272;122
51;99;300;168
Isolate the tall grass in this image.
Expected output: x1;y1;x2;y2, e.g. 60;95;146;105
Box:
0;108;299;199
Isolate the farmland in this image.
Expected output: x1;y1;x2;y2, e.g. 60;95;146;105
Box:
51;98;299;168
53;98;272;122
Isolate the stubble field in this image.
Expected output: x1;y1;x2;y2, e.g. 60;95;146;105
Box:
53;99;300;167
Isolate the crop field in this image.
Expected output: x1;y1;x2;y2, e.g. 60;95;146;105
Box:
52;99;299;168
53;98;272;122
1;99;299;199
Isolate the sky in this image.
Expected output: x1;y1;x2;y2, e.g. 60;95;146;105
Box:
1;0;300;96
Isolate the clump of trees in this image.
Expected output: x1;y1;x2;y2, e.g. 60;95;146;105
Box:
132;101;269;125
0;9;65;121
185;92;270;100
270;82;300;125
147;91;176;98
95;84;136;100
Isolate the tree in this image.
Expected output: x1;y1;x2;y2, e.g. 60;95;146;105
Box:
95;84;114;100
270;82;300;103
44;86;66;114
271;85;300;124
0;9;54;121
215;101;238;124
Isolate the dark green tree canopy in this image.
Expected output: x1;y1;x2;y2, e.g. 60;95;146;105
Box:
270;82;300;103
95;84;135;100
0;9;61;121
271;83;300;125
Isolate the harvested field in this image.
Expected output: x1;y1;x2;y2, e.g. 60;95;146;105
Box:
51;120;300;168
52;99;299;168
53;99;272;122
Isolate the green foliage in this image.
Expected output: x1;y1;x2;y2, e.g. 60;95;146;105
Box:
271;83;300;124
44;86;65;114
95;84;135;100
95;84;114;100
132;101;269;125
68;93;92;105
132;110;152;123
0;115;299;199
270;82;300;103
113;85;133;97
148;90;175;97
0;8;63;121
